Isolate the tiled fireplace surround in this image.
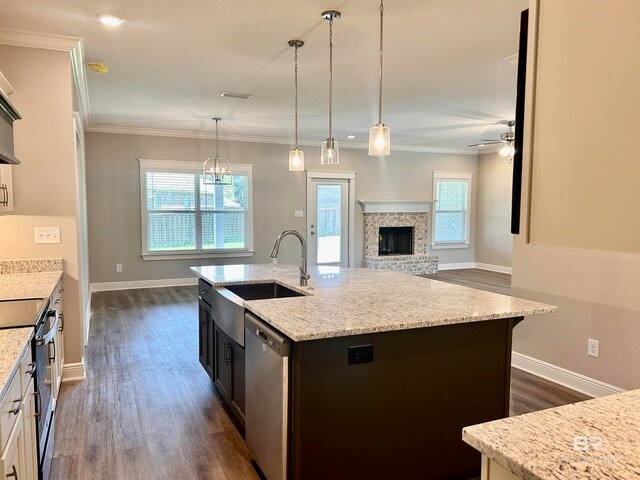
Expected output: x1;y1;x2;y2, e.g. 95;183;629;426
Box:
362;207;439;275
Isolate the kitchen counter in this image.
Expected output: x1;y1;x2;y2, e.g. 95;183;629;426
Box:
0;271;62;300
0;327;32;399
462;389;640;479
191;264;556;342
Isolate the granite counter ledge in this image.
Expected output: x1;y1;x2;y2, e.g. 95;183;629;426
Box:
463;388;640;480
0;271;63;301
0;327;33;399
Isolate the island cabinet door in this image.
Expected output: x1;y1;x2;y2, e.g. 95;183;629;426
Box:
198;299;213;379
214;323;232;404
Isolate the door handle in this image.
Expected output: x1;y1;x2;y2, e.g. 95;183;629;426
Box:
6;464;18;479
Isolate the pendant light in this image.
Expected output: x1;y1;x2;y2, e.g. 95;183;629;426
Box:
369;0;390;156
321;10;341;165
288;39;305;171
202;118;232;185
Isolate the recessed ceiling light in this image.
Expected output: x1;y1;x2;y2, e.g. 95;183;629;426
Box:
220;91;253;99
96;14;125;26
346;134;356;139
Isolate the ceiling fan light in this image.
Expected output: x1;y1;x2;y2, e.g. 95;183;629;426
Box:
499;143;515;158
368;123;390;156
321;138;339;165
289;148;305;171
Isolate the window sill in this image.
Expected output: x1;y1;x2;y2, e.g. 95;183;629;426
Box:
142;250;254;261
430;243;470;250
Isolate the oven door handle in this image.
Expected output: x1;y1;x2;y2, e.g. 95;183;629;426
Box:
35;310;59;346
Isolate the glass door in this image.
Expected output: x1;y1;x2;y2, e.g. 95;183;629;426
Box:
307;179;349;267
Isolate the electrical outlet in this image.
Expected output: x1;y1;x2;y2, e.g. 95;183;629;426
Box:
348;345;374;365
588;339;600;358
34;227;61;244
294;209;304;218
116;263;123;273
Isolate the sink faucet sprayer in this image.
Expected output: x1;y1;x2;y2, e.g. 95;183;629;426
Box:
270;230;310;287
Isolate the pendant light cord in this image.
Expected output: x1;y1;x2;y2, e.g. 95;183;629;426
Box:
378;0;384;125
294;44;299;150
328;18;334;145
215;118;219;158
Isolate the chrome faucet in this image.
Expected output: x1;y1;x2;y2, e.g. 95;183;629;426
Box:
270;230;310;286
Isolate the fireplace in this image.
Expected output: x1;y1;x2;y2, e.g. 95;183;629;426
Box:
379;227;414;256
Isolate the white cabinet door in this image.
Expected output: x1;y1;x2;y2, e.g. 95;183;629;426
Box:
21;380;37;480
0;409;25;480
0;164;14;213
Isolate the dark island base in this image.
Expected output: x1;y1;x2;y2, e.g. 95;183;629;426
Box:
290;317;522;480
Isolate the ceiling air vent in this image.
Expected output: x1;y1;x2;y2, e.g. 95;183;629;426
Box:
220;91;253;99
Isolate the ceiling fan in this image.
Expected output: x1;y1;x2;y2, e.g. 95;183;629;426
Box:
468;120;515;158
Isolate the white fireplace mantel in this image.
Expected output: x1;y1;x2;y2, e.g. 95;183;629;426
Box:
358;200;436;214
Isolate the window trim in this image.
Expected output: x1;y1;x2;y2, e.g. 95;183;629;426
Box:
139;159;254;259
431;171;473;249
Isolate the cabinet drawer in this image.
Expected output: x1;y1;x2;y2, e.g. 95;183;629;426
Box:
198;279;213;306
0;371;21;451
19;347;35;397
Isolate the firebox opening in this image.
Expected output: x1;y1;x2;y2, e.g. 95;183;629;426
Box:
378;227;414;256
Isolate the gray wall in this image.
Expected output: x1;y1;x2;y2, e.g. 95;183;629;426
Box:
475;151;513;268
85;132;478;283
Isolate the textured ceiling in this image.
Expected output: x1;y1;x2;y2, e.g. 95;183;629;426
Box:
0;0;528;150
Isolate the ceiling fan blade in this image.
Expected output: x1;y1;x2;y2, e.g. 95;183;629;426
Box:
468;142;496;148
481;139;504;142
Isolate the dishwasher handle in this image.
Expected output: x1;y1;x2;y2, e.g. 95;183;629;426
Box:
245;312;290;357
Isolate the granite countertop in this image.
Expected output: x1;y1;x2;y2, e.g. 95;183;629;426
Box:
463;390;640;479
0;328;33;399
0;271;62;300
191;264;557;342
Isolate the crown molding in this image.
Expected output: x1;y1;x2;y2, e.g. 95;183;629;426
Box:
0;29;90;127
0;28;80;51
86;124;478;156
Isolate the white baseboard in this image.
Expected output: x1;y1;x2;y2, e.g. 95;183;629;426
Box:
475;262;512;274
90;277;198;292
511;352;625;398
438;262;476;271
436;262;512;273
62;361;86;382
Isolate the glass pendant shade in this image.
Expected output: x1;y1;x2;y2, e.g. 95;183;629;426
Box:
321;138;339;165
368;123;391;156
289;148;305;171
499;143;515;158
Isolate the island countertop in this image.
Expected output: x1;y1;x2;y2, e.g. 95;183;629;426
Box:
191;264;557;342
463;389;640;479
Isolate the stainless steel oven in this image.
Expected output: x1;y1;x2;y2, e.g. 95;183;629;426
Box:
34;307;58;480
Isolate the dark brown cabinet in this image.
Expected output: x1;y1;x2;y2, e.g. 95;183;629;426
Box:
213;322;245;427
198;298;214;378
198;279;245;428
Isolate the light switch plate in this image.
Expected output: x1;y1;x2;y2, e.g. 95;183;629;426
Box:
294;210;304;218
34;227;61;244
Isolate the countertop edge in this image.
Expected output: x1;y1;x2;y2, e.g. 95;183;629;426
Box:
0;328;34;400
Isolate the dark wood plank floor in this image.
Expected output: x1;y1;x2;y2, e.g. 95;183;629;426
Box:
421;268;590;415
51;287;258;480
422;268;512;295
51;278;589;479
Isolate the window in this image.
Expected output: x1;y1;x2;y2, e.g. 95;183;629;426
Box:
139;159;253;260
432;172;472;248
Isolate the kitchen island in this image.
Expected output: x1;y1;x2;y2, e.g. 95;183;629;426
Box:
192;264;556;479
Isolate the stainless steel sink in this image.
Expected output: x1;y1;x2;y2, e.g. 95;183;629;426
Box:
212;282;305;347
224;282;305;301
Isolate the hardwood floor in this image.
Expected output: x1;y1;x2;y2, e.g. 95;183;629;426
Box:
421;268;590;415
51;287;258;480
51;280;588;479
422;268;512;296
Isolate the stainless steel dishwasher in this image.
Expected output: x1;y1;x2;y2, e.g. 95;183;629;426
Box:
245;311;290;480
